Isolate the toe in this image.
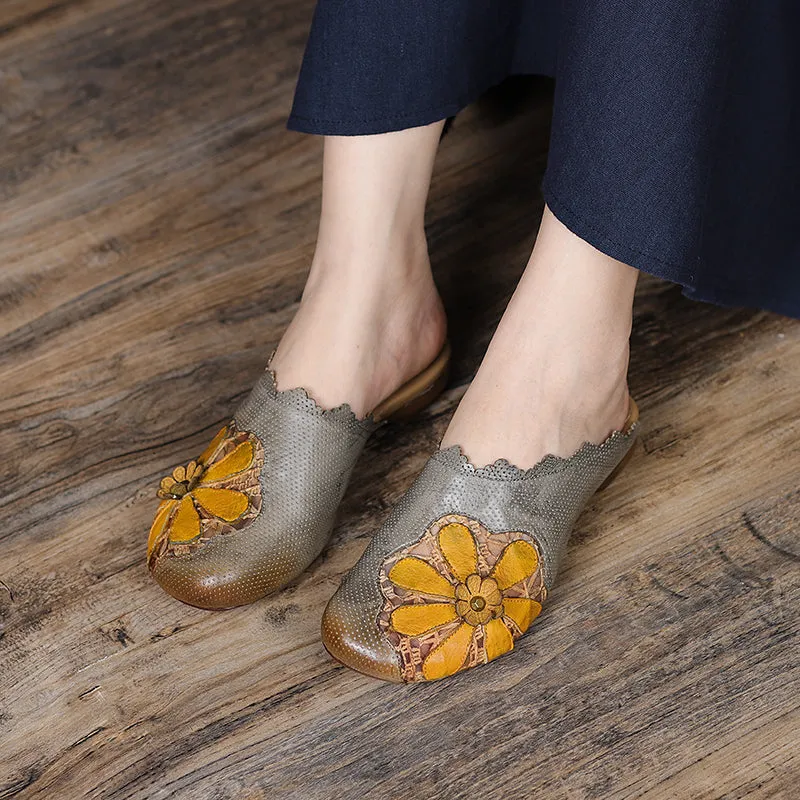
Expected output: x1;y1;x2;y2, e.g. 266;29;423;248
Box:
150;553;252;610
321;585;403;683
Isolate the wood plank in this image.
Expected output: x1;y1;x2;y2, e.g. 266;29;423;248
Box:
0;2;798;799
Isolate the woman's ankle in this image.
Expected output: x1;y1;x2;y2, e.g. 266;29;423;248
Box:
271;233;446;416
303;225;430;300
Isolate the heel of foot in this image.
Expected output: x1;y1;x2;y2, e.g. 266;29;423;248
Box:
372;341;451;422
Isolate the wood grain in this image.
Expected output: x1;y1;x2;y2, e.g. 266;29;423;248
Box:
1;2;798;799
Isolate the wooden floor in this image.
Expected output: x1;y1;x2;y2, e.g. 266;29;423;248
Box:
1;2;799;798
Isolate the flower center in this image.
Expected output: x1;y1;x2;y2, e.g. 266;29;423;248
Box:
168;482;190;499
469;596;486;612
159;460;206;501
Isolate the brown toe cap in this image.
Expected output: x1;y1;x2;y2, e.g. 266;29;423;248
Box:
321;588;403;683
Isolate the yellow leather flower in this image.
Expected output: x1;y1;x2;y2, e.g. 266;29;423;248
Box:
379;514;546;682
147;423;264;563
454;574;503;625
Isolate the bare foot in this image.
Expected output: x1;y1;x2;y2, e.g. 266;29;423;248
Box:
270;122;448;417
270;233;447;417
441;205;637;468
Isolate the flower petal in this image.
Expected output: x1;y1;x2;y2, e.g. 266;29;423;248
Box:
198;425;229;465
192;487;249;522
462;607;490;626
169;495;202;543
484;618;514;663
422;622;474;681
390;603;458;636
147;499;176;556
503;597;542;633
200;441;255;483
437;523;478;583
466;573;483;594
479;577;502;607
491;539;539;590
172;465;186;483
483;587;503;608
455;583;470;601
389;557;456;598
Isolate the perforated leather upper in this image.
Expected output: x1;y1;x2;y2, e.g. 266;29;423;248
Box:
322;420;639;682
150;366;378;609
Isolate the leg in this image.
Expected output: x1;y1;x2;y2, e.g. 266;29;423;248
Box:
441;204;638;468
270;122;448;417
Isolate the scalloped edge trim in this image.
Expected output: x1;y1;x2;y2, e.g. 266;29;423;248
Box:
260;351;381;432
434;419;640;482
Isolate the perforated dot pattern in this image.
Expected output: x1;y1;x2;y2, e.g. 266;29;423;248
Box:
151;367;379;609
322;421;639;682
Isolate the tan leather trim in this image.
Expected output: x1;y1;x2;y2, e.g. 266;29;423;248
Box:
624;395;640;430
